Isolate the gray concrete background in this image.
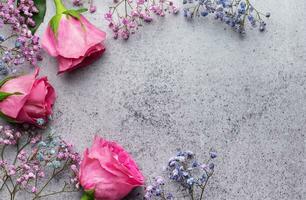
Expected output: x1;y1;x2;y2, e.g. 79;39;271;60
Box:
2;0;306;199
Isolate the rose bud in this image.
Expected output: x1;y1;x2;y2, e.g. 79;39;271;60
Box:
0;68;56;127
42;0;106;74
79;136;144;200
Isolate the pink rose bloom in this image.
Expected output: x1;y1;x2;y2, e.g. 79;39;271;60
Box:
79;136;144;200
42;0;106;74
0;69;56;126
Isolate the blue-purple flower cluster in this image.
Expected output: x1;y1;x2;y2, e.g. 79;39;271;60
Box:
144;150;217;200
183;0;270;34
144;176;174;200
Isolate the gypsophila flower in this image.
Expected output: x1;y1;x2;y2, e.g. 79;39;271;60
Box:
31;186;37;193
209;149;217;159
72;0;96;13
144;150;217;200
106;0;179;40
36;118;45;126
182;0;270;34
0;127;81;199
0;125;22;145
72;0;83;6
144;176;173;200
0;0;42;75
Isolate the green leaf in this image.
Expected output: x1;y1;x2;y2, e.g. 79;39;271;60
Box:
17;0;46;34
30;0;47;34
50;14;63;35
50;8;87;35
0;76;17;87
0;91;22;101
50;8;88;35
76;8;88;13
81;190;94;200
0;91;22;123
0;111;18;123
63;9;81;19
63;8;88;20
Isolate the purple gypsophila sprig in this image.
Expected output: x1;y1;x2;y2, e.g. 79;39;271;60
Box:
183;0;270;34
144;150;217;200
105;0;179;40
72;0;97;13
144;176;175;200
0;125;81;200
0;0;42;76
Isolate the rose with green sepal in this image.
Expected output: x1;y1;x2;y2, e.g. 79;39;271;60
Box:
81;190;95;200
0;91;22;101
79;136;144;200
0;68;56;127
42;0;106;74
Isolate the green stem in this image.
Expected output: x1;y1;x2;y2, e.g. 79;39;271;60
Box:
3;176;12;195
1;145;6;160
190;188;194;200
199;171;213;200
33;169;56;199
199;187;205;200
124;0;127;18
13;140;30;164
33;160;70;199
0;176;8;190
53;0;67;15
160;186;167;200
36;190;77;199
35;187;77;199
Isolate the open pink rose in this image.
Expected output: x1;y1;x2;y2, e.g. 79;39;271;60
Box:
42;1;106;74
0;69;56;126
79;136;144;200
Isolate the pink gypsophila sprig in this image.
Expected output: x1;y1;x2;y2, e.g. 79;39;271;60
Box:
72;0;97;13
105;0;179;40
0;126;81;199
0;0;42;75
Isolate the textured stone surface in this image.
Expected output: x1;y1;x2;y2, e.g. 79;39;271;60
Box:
2;0;306;199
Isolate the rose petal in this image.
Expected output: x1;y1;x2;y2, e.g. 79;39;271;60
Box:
56;15;89;58
90;136;144;184
80;15;106;48
94;180;136;200
15;76;55;124
79;136;144;200
44;79;56;114
80;149;118;189
57;44;105;74
0;70;37;118
41;25;59;57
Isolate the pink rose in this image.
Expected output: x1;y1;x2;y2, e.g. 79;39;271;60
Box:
79;136;144;200
42;0;106;74
0;69;56;126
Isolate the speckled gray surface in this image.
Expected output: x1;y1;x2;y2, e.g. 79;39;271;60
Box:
2;0;306;199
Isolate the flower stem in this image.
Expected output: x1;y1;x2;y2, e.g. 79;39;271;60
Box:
33;160;70;199
13;140;30;164
33;169;56;199
1;145;6;160
35;188;77;199
53;0;67;15
199;171;213;200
